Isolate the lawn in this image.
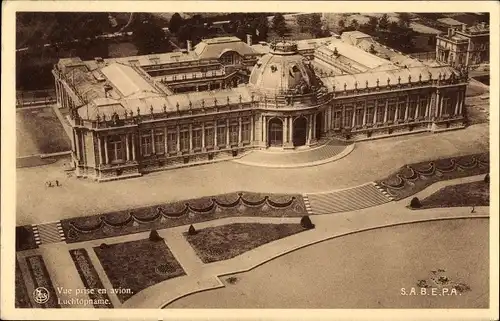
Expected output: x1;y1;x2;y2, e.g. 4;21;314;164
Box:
25;255;60;308
16;107;70;157
69;248;114;308
375;152;489;201
185;223;307;263
417;181;489;209
93;238;185;303
61;192;307;243
16;225;38;251
15;259;32;308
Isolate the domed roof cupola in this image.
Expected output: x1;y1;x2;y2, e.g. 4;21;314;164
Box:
248;41;321;96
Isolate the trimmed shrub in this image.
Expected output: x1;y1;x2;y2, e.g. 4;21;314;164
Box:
149;229;163;242
484;173;490;184
188;225;197;235
300;216;315;229
410;197;421;208
99;243;109;249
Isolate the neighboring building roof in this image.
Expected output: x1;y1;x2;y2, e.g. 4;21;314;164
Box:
101;63;159;97
409;22;443;35
324;40;394;70
194;36;258;59
340;31;373;46
437;17;464;26
321;65;459;92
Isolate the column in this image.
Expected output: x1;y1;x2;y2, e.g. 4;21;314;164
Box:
214;122;218;148
189;124;193;151
250;115;255;142
104;136;109;164
98;136;103;165
164;127;168;153
373;101;378;124
81;132;86;165
55;79;60;106
435;91;440;118
404;97;409;120
362;104;367;126
238;117;242;144
459;90;464;115
201;122;206;149
151;129;156;154
351;110;356;128
132;134;136;161
283;117;289;143
126;134;130;161
262;116;267;144
383;100;389;123
307;114;313;143
289;117;293;143
454;92;460;115
75;130;81;160
226;118;230;147
176;125;181;152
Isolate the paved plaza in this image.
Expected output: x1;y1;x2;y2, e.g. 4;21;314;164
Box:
16;123;488;226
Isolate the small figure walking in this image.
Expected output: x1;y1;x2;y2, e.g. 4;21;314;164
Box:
471;206;475;213
55;180;59;187
48;181;53;188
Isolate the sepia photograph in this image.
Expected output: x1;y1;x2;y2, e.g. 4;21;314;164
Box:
1;1;498;320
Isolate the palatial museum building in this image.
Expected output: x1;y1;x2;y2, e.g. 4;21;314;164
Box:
53;33;468;181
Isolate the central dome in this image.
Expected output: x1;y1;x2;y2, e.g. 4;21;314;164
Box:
248;41;320;95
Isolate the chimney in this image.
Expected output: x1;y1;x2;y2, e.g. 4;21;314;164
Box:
187;40;192;52
461;23;467;32
246;34;253;46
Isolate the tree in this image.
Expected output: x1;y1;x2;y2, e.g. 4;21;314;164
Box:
378;13;390;30
338;18;346;31
188;225;197;235
366;16;378;32
410;197;421;209
169;13;184;34
398;13;411;28
131;14;169;54
350;19;360;31
309;14;324;38
300;216;315;229
272;13;288;37
149;229;163;242
484;173;490;184
296;14;309;33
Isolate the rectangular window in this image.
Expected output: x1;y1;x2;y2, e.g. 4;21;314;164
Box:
355;109;363;127
230;123;239;145
343;107;353;128
334;111;342;128
387;99;396;122
217;123;226;146
167;131;177;153
141;135;152;156
408;95;418;120
442;96;453;115
242;122;250;142
154;131;165;154
365;108;374;125
108;135;123;162
397;96;406;121
180;131;189;151
418;97;428;118
205;127;214;148
192;129;202;149
376;100;385;123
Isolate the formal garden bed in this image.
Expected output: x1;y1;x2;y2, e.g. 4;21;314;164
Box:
61;191;307;243
16;225;38;251
25;255;60;308
184;223;308;263
69;248;114;308
93;237;185;303
375;152;489;201
411;181;489;210
15;259;32;308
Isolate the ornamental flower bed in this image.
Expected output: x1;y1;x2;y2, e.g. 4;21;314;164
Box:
375;152;489;201
25;255;60;308
69;249;113;308
184;223;307;263
15;260;32;308
93;238;185;303
60;191;307;244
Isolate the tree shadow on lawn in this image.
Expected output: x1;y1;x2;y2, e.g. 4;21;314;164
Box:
93;238;185;303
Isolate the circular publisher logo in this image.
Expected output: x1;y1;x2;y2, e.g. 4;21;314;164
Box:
33;287;50;304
